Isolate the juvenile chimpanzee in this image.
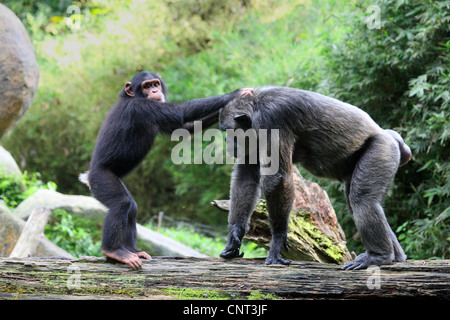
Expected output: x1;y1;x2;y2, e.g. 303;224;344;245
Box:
219;86;411;270
80;71;253;268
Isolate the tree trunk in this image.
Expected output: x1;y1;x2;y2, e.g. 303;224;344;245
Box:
0;256;448;300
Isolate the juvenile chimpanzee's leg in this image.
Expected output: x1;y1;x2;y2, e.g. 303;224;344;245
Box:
118;179;151;260
262;165;294;265
343;133;404;270
220;162;260;259
89;167;149;268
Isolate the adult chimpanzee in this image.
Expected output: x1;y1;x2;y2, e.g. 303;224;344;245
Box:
80;71;253;268
219;86;411;270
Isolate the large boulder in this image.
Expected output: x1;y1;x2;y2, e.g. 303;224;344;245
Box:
0;4;39;138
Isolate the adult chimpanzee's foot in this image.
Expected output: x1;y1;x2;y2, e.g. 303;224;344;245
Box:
102;248;143;268
219;224;245;259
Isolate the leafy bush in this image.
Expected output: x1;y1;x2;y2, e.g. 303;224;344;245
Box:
0;172;57;209
45;209;102;258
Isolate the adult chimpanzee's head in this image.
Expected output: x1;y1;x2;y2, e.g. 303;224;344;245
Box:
123;71;168;102
219;94;255;131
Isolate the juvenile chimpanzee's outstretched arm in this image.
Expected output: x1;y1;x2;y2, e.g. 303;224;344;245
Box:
182;110;220;133
177;88;253;123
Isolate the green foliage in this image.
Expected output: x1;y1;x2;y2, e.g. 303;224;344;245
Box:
45;209;102;257
3;0;120;38
0;172;57;209
323;0;450;258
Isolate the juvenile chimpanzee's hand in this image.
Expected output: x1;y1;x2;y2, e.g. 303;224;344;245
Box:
240;88;254;96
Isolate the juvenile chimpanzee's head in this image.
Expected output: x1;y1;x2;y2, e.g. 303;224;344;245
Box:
123;71;168;102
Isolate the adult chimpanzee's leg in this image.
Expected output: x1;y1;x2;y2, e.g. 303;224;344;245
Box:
343;133;404;270
262;163;294;266
89;167;147;268
220;162;261;259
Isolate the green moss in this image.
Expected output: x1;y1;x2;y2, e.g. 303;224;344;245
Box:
253;199;348;263
288;209;347;262
161;287;280;300
247;290;277;300
161;287;234;300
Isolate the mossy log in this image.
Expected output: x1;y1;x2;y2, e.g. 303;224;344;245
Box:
0;256;448;300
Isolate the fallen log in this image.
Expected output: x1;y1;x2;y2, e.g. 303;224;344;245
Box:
0;256;448;300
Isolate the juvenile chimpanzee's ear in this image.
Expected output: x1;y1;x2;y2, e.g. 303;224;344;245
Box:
124;82;134;97
234;114;252;129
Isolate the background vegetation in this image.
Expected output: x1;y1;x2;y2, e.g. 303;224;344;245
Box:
1;0;448;259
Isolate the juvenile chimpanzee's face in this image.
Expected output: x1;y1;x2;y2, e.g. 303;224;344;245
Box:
141;78;165;102
124;71;167;102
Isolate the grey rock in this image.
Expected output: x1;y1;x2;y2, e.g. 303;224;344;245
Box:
14;189;107;220
0;3;39;138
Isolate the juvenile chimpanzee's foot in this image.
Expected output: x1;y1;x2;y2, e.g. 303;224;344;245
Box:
265;254;291;265
135;251;151;260
219;225;245;259
135;251;152;260
102;248;143;269
342;252;393;270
